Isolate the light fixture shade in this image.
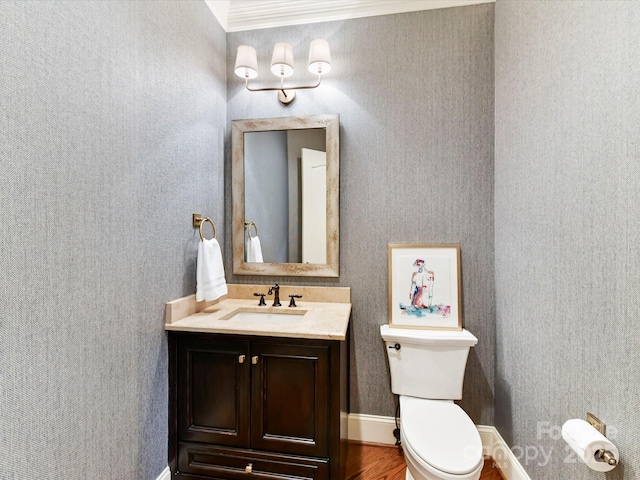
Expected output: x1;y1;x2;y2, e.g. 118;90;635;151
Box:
270;42;294;78
234;45;258;79
308;39;331;75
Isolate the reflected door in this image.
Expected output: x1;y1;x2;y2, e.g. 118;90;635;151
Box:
301;148;327;264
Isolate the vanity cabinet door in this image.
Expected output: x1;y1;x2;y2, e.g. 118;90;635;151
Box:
177;336;250;447
250;341;329;457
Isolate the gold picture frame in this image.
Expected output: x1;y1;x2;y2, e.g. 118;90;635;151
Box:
388;244;462;330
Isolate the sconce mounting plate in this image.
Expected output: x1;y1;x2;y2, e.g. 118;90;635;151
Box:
278;89;296;105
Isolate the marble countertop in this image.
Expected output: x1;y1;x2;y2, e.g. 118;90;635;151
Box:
165;284;351;341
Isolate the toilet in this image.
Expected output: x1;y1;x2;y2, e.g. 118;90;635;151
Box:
380;325;483;480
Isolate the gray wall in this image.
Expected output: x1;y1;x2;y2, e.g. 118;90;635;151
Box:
244;131;289;262
495;1;640;478
226;5;495;424
0;1;225;479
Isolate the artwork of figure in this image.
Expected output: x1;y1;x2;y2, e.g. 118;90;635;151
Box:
398;257;450;319
409;259;435;309
390;245;459;328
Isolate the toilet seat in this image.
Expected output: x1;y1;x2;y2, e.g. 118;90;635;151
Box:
400;397;483;478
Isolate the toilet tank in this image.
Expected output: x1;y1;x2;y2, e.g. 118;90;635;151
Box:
380;325;478;400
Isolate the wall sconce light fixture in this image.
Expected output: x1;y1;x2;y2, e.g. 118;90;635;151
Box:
234;39;331;106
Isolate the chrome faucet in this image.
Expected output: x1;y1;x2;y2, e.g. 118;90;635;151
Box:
267;283;281;307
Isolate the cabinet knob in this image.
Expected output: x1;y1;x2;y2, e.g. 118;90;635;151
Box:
245;463;253;474
238;355;246;364
251;356;259;365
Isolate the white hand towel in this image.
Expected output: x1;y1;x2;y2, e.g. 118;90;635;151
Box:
247;236;264;263
196;238;228;302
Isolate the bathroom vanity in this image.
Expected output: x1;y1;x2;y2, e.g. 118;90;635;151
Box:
165;285;350;480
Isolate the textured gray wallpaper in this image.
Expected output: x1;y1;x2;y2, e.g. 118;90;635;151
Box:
0;1;225;478
495;1;640;479
226;5;495;424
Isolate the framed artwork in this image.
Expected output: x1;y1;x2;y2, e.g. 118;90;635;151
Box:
388;244;462;330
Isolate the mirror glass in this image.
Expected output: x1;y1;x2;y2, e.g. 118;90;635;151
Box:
232;115;339;277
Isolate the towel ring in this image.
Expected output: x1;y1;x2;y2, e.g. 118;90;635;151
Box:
244;221;258;239
199;217;217;241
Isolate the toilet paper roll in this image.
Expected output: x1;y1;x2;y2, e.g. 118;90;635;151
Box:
561;419;619;472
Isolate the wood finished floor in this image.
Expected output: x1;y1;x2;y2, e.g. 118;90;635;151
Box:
345;442;505;480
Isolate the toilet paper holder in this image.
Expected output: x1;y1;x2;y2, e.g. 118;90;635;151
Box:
595;449;618;467
587;413;617;467
562;417;619;472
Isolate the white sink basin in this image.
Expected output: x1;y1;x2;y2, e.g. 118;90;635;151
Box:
222;309;308;324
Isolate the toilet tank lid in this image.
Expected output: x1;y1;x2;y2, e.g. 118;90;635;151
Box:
380;325;478;347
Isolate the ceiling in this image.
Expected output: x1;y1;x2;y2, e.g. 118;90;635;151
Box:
205;0;495;32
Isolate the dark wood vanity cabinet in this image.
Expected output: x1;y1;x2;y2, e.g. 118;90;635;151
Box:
176;336;250;448
168;332;348;480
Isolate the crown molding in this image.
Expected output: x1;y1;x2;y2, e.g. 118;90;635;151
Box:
205;0;495;33
204;0;230;31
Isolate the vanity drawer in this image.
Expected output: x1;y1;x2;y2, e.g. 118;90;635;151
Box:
178;442;329;480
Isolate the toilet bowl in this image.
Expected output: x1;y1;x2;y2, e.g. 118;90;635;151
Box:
400;396;483;480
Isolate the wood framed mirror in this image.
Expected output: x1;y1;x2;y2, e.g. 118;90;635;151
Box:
232;114;339;277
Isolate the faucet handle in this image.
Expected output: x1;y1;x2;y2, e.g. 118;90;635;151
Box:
288;294;302;308
253;292;267;306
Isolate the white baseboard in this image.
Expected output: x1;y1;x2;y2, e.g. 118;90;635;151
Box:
347;412;398;444
155;466;171;480
477;425;531;480
347;414;531;480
